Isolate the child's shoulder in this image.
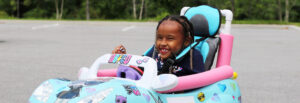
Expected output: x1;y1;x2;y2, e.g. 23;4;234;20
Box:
143;45;155;57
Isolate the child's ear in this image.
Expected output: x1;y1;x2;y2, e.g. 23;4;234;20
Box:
184;36;192;46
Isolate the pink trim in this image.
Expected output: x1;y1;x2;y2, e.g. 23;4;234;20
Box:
216;33;234;67
160;65;233;93
97;69;117;77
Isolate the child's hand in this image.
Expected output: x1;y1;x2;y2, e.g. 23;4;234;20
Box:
112;45;127;54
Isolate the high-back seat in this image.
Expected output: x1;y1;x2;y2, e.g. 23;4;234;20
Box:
179;5;222;70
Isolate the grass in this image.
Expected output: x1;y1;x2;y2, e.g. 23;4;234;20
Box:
220;19;300;27
232;20;289;25
1;17;299;27
290;22;300;27
232;20;300;27
0;17;157;22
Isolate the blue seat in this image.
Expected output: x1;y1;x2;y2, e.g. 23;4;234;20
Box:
179;5;222;70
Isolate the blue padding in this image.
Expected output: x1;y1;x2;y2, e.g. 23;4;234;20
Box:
200;42;209;62
194;36;202;41
194;36;209;62
194;36;203;52
143;46;153;56
184;5;221;37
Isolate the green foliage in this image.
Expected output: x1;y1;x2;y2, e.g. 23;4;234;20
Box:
0;11;9;18
23;8;49;18
0;0;15;16
89;0;132;19
0;0;299;23
154;12;169;21
290;5;300;22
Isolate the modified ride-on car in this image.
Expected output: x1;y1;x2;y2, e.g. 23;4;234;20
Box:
29;5;241;103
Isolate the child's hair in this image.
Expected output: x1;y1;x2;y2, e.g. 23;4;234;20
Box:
156;15;194;43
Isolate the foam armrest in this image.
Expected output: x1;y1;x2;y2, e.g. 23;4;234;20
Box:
160;65;233;93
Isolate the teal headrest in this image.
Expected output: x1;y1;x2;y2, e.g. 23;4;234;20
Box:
184;5;221;37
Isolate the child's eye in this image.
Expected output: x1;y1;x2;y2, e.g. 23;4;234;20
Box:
156;37;163;40
167;37;174;40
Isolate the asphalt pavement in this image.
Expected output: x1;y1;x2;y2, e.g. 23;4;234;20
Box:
0;20;299;103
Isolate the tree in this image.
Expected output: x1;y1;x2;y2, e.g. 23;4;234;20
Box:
132;0;137;19
230;0;235;13
16;0;20;18
86;0;90;20
285;0;297;22
278;0;283;22
139;0;144;20
60;0;64;19
0;0;299;22
55;0;64;20
55;0;59;19
207;0;211;5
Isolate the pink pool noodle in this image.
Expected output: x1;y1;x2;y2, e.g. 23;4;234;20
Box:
161;65;233;93
216;33;234;67
97;69;117;77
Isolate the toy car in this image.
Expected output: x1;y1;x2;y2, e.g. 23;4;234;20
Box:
29;5;241;103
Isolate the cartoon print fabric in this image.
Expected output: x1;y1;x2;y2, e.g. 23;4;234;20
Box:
123;85;141;96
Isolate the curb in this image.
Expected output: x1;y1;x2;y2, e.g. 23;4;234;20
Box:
289;25;300;31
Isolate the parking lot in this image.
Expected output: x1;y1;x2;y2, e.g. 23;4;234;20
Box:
0;20;299;103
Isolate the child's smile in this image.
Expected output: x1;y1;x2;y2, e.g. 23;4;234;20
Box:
156;20;187;60
159;47;169;55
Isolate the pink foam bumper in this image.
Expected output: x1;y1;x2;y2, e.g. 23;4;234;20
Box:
97;69;117;77
216;34;234;67
97;66;233;93
161;65;233;93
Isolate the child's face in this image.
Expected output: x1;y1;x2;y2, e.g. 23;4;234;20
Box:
156;20;189;60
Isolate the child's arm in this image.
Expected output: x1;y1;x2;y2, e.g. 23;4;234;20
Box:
112;45;127;54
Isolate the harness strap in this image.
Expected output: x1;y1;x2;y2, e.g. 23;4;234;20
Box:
159;37;207;75
175;37;207;60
